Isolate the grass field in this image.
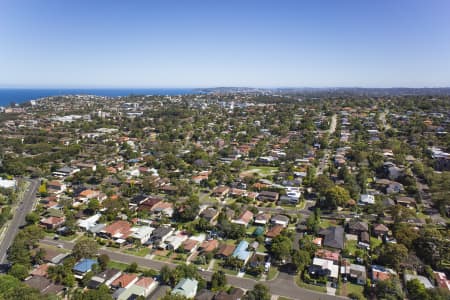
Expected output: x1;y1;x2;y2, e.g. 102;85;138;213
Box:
241;166;279;178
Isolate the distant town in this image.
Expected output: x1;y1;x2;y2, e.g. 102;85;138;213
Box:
0;92;449;300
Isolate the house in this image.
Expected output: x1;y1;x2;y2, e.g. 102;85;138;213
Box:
214;288;245;300
308;257;339;282
30;263;51;277
231;210;254;226
77;214;101;231
100;220;132;240
265;224;284;239
149;227;174;245
117;277;158;300
0;177;17;189
195;289;215;300
138;197;162;211
150;201;174;217
348;264;367;285
371;265;396;282
46;180;66;194
257;191;279;202
434;272;450;291
232;240;253;265
52;166;80;177
347;220;369;235
200;207;219;224
319;226;345;250
130;226;154;244
212;186;230;198
73;258;97;279
216;244;236;259
183;239;199;253
396;196;416;208
254;213;270;225
270;214;289;227
87;269;122;289
25;276;64;295
40;216;65;229
172;278;198;298
359;194;375;205
111;273;139;290
372;224;389;237
198;239;219;253
164;234;188;250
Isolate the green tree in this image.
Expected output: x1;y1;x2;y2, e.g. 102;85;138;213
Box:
377;243;408;271
291;249;311;273
73;238;99;259
8;264;29;280
98;254;110;271
270;235;292;262
25;212;40;225
244;283;271;300
406;279;430;300
211;270;227;291
322;186;351;209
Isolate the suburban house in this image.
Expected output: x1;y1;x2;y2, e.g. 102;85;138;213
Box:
231;210;254;226
254;213;271;225
87;269;122;289
371;265;397;282
348;264;367;285
216;244;236;259
232;240;253;265
270;214;289;227
257;191;279;202
100;221;133;243
359;194;375;205
265;224;284;239
372;224;389;237
117;277;158;300
130;226;154;244
149;227;174;245
40;216;65;229
111;273;139;290
73;258;98;279
46;180;67;194
319;226;345;250
212;186;230;198
198;239;219;253
200;207;219;224
77;214;101;231
308;257;339;282
172;278;198;298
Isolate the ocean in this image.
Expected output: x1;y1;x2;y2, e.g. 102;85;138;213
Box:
0;88;197;107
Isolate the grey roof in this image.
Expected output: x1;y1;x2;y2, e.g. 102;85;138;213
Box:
319;226;345;249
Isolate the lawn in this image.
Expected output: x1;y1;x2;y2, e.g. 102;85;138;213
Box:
123;247;151;257
295;276;327;293
345;240;359;257
340;282;365;298
241;166;279;178
107;260;130;271
370;237;382;249
266;266;279;280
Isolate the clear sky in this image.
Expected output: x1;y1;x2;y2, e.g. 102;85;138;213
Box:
1;0;449;88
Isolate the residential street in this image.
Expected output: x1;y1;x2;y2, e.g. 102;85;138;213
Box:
41;238;344;300
0;178;40;264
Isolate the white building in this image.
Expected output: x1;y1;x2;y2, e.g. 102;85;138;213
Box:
0;178;17;189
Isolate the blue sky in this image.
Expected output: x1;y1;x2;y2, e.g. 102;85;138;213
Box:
1;0;449;88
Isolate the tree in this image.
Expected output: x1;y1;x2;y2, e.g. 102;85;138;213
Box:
211;270;227;291
377;243;408;271
98;254;110;271
25;212;40;225
160;266;172;285
8;264;29;280
73;238;99;259
322;186;350;209
244;283;271;300
87;199;100;213
374;278;404;300
270;235;292;262
291;249;311;273
406;279;430;300
298;235;317;257
126;262;138;273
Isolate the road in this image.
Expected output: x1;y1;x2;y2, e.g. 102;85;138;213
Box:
316;114;336;176
41;238;344;300
379;109;391;130
0;178;40;264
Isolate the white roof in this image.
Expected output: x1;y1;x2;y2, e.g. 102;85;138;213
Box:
313;257;339;279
